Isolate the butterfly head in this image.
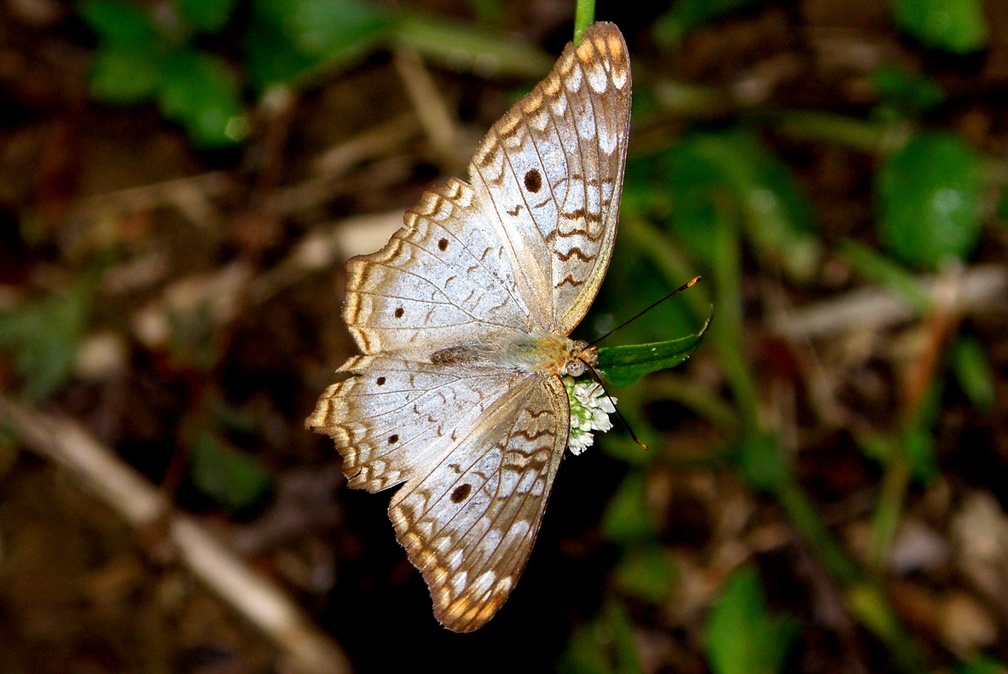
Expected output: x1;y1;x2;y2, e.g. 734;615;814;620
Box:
564;339;598;378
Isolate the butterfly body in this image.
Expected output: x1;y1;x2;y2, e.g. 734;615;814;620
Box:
308;22;631;632
430;334;596;377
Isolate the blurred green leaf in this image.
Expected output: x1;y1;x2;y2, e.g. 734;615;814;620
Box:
654;0;772;49
88;43;164;103
902;426;938;481
956;655;1008;674
875;133;984;269
189;430;272;512
951;335;996;411
704;566;798;674
243;19;319;90
246;0;390;89
158;48;248;146
891;0;988;53
0;286;92;402
650;131;820;280
392;13;553;79
79;0;158;46
614;546;678;605
871;65;945;114
596;312;711;387
559;602;643;674
601;471;659;545
735;433;791;494
177;0;238;32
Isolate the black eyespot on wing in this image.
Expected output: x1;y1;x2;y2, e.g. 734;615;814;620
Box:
394;307;404;318
451;483;472;503
524;169;542;193
438;238;448;251
388;434;399;444
376;376;386;386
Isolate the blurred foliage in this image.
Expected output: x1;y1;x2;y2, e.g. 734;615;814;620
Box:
189;428;273;513
653;0;772;49
704;566;798;674
870;65;946;115
80;0;248;146
559;602;644;674
875;133;985;269
952;336;996;412
0;279;94;402
891;0;988;53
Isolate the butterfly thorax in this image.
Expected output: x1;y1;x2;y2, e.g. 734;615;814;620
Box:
430;333;597;377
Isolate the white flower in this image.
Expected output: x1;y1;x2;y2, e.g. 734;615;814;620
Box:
563;376;617;456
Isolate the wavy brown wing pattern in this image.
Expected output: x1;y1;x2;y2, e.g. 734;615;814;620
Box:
307;22;631;632
469;22;631;335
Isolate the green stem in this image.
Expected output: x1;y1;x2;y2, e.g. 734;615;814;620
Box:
766;109;914;156
778;473;927;672
868;444;911;573
709;211;760;428
573;0;596;42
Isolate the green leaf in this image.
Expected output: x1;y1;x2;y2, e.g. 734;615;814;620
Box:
891;0;988;53
243;19;319;91
951;335;996;412
614;546;678;605
956;655;1008;674
79;0;158;46
157;48;248;146
650;131;820;280
254;0;389;57
247;0;390;88
88;43;164;104
734;432;790;494
902;425;938;481
654;0;772;48
875;132;984;269
871;65;945;113
596;312;712;388
704;566;798;674
176;0;237;33
559;602;644;674
0;285;92;402
601;471;659;545
189;430;272;512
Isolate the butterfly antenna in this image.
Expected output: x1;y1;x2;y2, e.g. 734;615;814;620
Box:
588;365;649;451
592;276;701;346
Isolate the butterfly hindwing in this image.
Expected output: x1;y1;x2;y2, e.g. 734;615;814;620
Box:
307;356;521;492
387;374;569;632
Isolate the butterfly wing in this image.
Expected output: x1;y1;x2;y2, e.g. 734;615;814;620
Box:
467;22;631;334
388;373;569;632
343;178;531;358
307;355;523;492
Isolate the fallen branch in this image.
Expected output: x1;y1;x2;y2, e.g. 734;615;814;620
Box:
0;396;351;674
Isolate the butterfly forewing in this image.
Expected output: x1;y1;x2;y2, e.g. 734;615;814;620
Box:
469;24;631;334
308;22;631;631
343;178;532;357
388;375;568;632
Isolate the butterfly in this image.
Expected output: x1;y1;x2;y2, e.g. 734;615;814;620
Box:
307;22;631;632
